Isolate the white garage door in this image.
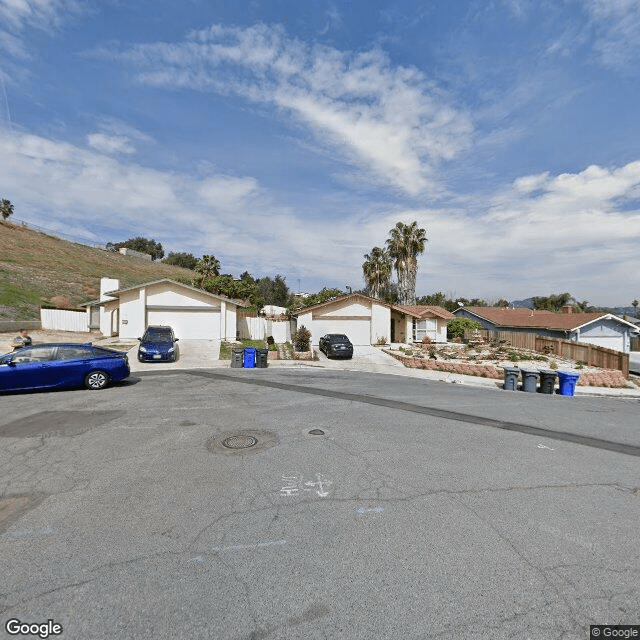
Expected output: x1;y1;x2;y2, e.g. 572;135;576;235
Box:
313;319;371;345
147;309;220;340
578;336;625;352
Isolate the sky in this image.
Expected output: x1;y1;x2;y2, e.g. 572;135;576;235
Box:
0;0;639;305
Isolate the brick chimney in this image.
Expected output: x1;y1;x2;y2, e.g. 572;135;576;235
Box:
561;305;573;314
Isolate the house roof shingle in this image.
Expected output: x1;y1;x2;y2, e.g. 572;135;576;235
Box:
458;307;635;331
392;304;455;320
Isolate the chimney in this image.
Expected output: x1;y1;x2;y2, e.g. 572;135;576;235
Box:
561;305;573;314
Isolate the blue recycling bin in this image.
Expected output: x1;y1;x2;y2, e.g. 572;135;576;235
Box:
243;347;256;368
557;371;580;396
502;366;519;391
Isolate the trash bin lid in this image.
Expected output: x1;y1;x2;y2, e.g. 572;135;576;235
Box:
244;347;257;353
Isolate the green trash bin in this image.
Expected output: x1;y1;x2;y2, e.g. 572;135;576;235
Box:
502;366;519;391
538;369;557;394
231;348;244;368
520;369;539;393
255;348;268;368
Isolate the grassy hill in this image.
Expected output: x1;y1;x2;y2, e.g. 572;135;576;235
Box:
0;221;196;320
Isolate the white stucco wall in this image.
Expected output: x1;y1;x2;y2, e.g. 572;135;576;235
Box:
118;289;146;339
297;311;313;343
371;304;390;344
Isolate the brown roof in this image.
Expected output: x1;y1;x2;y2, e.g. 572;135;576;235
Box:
459;307;617;330
392;305;455;320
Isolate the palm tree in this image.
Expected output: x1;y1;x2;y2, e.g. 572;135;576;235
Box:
385;221;427;305
195;254;221;287
362;247;392;299
0;198;14;220
632;299;639;318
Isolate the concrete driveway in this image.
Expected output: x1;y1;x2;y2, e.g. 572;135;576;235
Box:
316;344;406;373
128;339;220;372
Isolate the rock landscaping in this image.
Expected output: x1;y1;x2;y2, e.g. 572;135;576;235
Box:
384;334;634;388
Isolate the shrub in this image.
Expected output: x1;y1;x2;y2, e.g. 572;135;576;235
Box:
293;325;311;351
421;336;432;344
266;335;275;345
375;336;388;346
550;360;558;370
447;317;483;339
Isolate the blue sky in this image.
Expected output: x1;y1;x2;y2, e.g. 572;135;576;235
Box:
1;0;639;305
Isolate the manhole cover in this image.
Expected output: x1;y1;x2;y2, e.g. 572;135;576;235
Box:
309;429;325;435
222;435;258;449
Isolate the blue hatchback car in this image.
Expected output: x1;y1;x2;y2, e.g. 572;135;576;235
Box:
137;325;179;362
0;343;130;392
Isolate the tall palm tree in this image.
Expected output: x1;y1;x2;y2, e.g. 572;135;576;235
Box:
195;254;221;287
386;221;427;305
362;247;392;299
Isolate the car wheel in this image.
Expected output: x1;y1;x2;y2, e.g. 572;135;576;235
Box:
85;370;109;390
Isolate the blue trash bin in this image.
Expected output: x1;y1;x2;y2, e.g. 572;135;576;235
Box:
557;371;580;396
243;347;257;368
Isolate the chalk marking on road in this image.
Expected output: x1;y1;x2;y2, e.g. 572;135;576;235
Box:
355;506;384;514
280;474;332;498
537;443;555;450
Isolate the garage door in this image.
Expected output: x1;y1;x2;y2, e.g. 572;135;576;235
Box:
147;309;220;340
313;319;371;345
578;336;625;352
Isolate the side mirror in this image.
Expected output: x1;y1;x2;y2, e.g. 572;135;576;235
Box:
175;338;179;341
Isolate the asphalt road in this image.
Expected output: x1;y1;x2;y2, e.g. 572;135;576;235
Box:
1;368;639;640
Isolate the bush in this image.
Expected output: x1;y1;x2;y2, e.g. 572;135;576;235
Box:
421;336;432;344
375;336;388;346
266;335;275;345
293;325;311;351
447;317;483;340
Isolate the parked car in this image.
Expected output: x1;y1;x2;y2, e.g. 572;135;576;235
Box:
138;325;179;362
0;343;130;392
319;334;354;359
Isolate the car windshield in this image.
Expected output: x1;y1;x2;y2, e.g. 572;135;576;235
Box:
328;335;350;342
144;331;173;343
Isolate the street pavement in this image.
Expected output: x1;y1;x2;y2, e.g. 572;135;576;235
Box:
1;368;639;639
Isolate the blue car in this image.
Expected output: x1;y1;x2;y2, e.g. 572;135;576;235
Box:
0;343;130;392
137;325;179;362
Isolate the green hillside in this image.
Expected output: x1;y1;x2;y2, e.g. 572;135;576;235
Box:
0;221;195;320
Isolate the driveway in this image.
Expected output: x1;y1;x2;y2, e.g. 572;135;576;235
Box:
128;339;221;372
316;344;406;373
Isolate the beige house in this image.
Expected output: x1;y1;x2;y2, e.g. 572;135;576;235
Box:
293;294;453;346
96;278;246;340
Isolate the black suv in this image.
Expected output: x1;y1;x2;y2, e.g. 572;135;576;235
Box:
318;334;354;359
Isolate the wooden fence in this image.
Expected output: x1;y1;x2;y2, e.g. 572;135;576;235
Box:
465;329;629;377
631;337;640;352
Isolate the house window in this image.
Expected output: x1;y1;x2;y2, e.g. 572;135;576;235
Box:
413;319;426;341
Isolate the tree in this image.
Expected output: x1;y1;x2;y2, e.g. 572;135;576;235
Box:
531;293;573;312
196;274;254;301
194;255;221;286
255;275;291;307
1;198;14;221
162;252;198;270
417;292;447;307
386;221;427;305
447;317;483;340
107;237;164;260
362;247;392;299
632;299;639;318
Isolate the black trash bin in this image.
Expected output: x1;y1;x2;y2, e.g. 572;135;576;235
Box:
256;348;268;368
231;348;244;368
538;369;557;394
520;369;539;393
502;366;519;391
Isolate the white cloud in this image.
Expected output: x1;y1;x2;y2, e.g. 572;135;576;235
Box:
584;0;640;68
111;23;473;196
87;133;136;155
1;125;638;304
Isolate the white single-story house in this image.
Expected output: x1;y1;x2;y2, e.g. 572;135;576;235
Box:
93;277;247;340
453;306;639;353
292;293;453;346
